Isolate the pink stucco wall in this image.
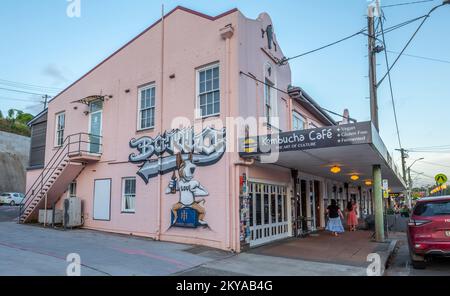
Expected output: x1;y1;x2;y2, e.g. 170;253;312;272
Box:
27;7;327;252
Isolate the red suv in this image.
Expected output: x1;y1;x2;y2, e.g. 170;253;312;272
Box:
407;196;450;269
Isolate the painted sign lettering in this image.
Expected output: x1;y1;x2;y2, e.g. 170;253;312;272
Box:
129;127;226;183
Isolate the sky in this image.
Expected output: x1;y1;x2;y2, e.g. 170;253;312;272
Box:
1;0;449;186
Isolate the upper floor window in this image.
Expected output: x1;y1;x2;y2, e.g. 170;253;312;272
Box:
197;64;220;118
122;177;136;213
138;84;155;130
55;112;65;147
263;63;279;129
264;79;273;126
292;112;305;131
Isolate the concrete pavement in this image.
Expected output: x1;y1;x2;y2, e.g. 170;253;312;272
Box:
0;207;398;276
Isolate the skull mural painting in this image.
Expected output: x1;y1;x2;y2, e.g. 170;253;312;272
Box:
129;127;226;228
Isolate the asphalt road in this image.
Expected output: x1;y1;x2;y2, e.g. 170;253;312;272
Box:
386;234;450;276
0;205;20;222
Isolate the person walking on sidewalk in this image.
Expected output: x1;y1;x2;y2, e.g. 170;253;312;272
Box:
346;199;359;232
326;199;345;237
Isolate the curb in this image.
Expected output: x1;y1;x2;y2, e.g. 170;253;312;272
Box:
381;239;399;275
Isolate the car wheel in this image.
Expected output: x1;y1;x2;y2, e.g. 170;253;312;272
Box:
10;201;16;207
410;252;426;270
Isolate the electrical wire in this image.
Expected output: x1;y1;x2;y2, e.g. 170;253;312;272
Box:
407;145;450;150
381;0;436;8
421;161;450;168
0;79;61;92
0;86;48;96
377;3;446;87
280;28;367;64
0;96;43;103
386;50;450;64
379;12;403;149
379;15;428;34
239;71;355;123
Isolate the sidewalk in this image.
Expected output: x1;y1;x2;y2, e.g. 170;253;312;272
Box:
178;230;399;276
249;230;396;268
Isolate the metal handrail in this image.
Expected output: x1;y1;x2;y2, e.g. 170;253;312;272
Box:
19;133;103;221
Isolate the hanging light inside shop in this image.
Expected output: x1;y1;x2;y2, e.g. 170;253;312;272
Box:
330;166;341;174
350;175;360;181
365;180;373;186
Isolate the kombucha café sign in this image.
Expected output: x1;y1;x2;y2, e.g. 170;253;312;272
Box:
239;122;372;156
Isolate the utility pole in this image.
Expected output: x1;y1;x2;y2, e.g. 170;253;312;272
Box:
397;148;408;182
368;0;385;242
42;94;50;110
408;168;413;206
368;1;379;132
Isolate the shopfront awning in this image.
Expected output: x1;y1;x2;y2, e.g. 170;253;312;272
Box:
239;121;406;192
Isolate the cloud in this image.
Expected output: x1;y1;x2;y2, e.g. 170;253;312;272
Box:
42;64;69;84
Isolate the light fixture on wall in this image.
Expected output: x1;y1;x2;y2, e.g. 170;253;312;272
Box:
330;166;341;174
365;180;373;186
350;175;360;181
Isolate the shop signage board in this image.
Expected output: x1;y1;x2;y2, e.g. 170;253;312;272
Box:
239;122;372;157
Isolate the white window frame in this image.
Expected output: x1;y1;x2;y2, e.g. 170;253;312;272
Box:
55;112;65;147
121;177;136;213
263;63;279;129
137;84;156;131
292;111;305;131
196;63;220;119
68;181;77;198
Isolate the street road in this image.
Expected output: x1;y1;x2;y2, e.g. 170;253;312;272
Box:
386;234;450;276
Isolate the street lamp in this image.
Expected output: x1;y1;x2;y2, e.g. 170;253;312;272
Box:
407;158;425;208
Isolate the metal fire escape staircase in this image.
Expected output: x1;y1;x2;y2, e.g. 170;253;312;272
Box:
19;133;102;223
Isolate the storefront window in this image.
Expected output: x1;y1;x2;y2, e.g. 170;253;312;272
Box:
271;191;276;223
256;192;262;226
264;193;270;225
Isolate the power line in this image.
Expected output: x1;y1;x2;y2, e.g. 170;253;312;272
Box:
407;145;450;150
381;0;436;8
377;3;447;87
0;96;43;103
0;86;48;96
379;14;403;148
421;160;450;168
280;28;367;64
239;71;355;122
386;50;450;64
379;15;428;34
0;79;61;92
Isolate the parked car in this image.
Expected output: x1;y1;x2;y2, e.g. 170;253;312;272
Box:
0;192;25;206
407;195;450;269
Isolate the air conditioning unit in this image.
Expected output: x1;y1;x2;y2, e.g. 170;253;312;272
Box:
38;209;63;224
63;197;83;228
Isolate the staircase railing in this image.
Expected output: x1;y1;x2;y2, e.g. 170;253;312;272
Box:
19;133;102;222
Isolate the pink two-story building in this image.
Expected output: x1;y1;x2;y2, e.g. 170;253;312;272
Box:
25;6;405;252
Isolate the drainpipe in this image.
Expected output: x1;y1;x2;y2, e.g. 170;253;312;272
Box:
220;24;234;251
156;5;165;241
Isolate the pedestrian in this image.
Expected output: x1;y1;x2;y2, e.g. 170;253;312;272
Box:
346;199;359;232
400;205;410;218
326;199;345;237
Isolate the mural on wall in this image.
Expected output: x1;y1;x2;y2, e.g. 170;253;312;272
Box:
166;153;209;228
129;127;226;228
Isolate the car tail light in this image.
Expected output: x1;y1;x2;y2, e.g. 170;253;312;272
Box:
408;219;431;226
